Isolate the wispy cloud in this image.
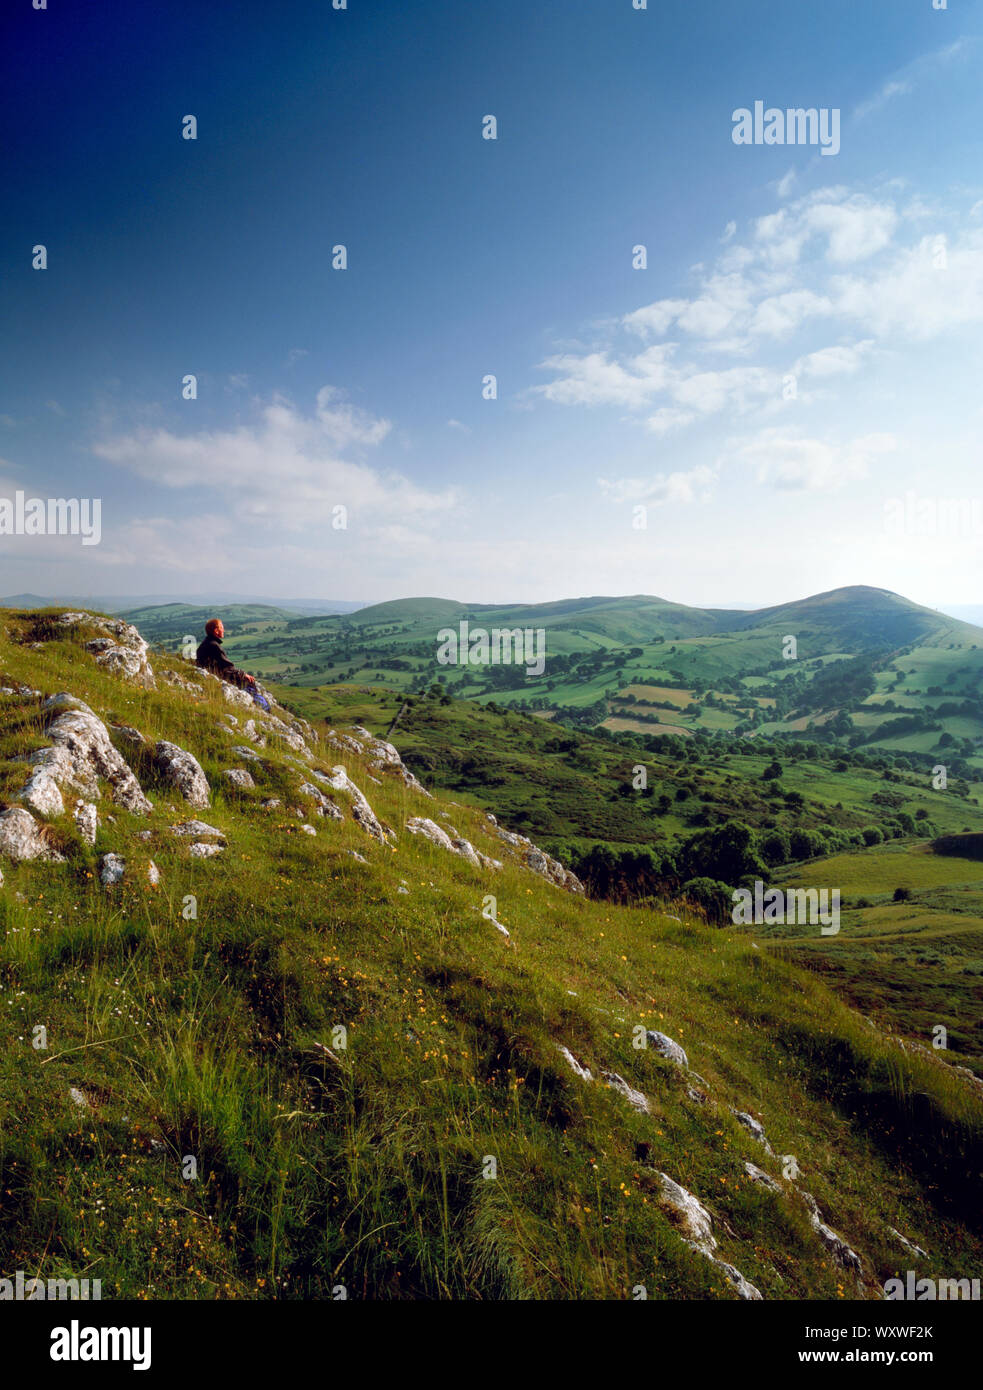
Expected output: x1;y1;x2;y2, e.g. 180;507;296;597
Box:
853;39;972;121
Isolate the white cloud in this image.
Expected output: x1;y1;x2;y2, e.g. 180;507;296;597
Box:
853;40;972;121
597;465;716;505
794;341;874;378
534;346;673;407
92;388;455;531
734;428;897;491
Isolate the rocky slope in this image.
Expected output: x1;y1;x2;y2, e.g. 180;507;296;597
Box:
0;608;980;1300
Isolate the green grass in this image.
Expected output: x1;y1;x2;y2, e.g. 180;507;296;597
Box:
1;608;982;1300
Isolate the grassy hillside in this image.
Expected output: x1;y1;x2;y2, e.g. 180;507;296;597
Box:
1;608;981;1300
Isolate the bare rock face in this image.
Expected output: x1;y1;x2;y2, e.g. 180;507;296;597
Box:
495;826;585;895
730;1109;774;1155
99;852;126;886
222;768;255;789
557;1045;593;1082
74;801;98;846
658;1173;717;1254
646;1030;689;1069
348;725;433;797
190;841;224;858
110;723;145;748
57;612;155;687
743;1161;782;1194
404;816;497;869
159;667;205;694
800;1192;863;1274
602;1071;649;1114
154;741;210;808
19;767;66;819
321;766;389;843
0;807;65;862
657;1172;763;1300
29;707;152;815
170;820;226;843
298;782;342;819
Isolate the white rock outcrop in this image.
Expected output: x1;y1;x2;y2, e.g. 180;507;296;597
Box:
99;852;126;886
0;806;65;862
74;801;98;846
494;824;585;894
602;1071;649;1114
27;703;152;816
557;1045;593;1081
646;1030;689;1069
730;1109;774;1155
222;768;255;789
155;741;210;808
320;767;389;843
657;1172;763;1300
57;612;155;687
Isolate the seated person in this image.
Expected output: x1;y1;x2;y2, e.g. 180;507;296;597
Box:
195;618;258;692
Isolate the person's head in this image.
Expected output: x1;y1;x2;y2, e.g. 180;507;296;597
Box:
205;617;224;640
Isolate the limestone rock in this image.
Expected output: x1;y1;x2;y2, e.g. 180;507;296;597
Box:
110;723;145;747
155;741;210;808
602;1071;649;1114
801;1192;863;1273
646;1030;689;1069
657;1173;716;1254
170;820;226;842
324;766;388;842
34;707;152;815
731;1109;774;1155
0;806;65;862
743;1161;782;1194
99;852;126;886
19;767;65;819
222;768;255;789
496;827;585;894
56;611;154;686
888;1227;928;1260
557;1045;592;1081
189;842;224;858
74;801;98;846
299;782;342;818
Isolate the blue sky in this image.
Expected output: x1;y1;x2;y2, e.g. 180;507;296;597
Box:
2;0;982;609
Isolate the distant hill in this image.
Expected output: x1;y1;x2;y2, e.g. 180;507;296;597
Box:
214;585;983;779
0;593;366;617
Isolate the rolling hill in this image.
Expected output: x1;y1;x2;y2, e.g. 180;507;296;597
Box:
1;605;981;1301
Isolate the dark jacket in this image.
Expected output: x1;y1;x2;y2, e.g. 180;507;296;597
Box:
196;634;252;689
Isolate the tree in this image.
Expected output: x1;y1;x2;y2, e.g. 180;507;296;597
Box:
682;877;732;925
